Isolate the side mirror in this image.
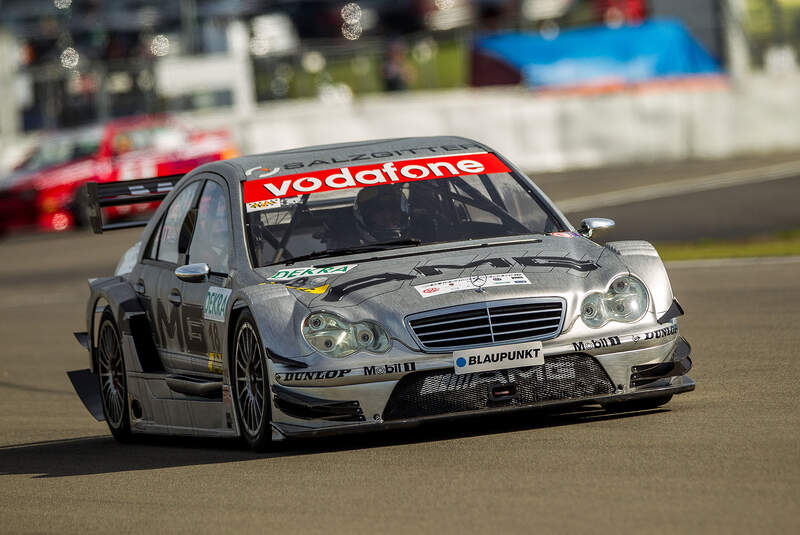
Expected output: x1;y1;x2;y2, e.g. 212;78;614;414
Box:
175;263;209;283
579;218;615;238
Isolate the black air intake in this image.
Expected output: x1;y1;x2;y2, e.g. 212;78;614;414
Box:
383;353;614;421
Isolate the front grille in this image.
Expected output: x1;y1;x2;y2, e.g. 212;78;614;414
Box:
406;298;566;351
382;354;614;421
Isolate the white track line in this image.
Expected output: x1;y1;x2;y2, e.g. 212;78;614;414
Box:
557;160;800;213
666;256;800;269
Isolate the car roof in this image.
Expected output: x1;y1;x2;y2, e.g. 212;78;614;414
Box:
223;136;493;180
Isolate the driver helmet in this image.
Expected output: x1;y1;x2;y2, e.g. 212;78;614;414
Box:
353;185;410;242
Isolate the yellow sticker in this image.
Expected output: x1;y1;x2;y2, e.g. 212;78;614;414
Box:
266;281;330;295
208;352;223;373
288;284;330;295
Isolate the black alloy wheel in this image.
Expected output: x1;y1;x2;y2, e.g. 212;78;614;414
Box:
96;308;132;441
231;310;272;451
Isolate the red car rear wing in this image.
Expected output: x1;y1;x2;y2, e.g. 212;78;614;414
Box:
85;175;183;234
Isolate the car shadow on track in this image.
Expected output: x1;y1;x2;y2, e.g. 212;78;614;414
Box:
0;406;667;478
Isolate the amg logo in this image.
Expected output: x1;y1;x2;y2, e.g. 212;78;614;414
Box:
364;362;416;375
424;361;576;393
282;369;351;381
645;325;678;340
572;336;621;351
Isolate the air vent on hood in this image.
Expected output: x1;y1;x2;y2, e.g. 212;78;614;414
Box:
406;298;566;352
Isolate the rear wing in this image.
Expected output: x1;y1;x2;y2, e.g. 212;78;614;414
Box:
85;175;182;234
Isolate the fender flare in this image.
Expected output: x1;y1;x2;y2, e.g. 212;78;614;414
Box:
86;276;158;373
602;241;675;318
226;284;312;364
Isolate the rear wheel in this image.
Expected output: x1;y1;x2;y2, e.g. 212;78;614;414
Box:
231;310;272;451
602;394;673;413
96;308;132;441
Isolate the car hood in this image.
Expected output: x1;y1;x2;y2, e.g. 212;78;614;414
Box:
255;235;629;348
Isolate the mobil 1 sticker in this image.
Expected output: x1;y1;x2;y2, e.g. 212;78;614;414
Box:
453;341;544;375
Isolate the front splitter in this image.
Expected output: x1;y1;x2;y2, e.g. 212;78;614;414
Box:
271;376;695;440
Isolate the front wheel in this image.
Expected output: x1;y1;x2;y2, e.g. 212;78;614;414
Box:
602;394;673;413
96;308;132;441
231;310;272;451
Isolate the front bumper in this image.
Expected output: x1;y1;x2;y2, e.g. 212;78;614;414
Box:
266;325;694;440
271;375;694;440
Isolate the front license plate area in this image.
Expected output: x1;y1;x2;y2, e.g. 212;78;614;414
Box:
453;341;544;375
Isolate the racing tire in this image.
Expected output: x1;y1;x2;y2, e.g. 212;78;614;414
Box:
96;308;132;442
230;310;273;452
601;394;673;413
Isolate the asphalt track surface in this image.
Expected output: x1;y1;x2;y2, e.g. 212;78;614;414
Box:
1;156;799;533
537;151;800;241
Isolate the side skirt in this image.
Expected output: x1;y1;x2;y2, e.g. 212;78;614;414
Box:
126;371;237;438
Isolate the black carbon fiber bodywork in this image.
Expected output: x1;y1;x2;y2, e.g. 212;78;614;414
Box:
382;354;615;421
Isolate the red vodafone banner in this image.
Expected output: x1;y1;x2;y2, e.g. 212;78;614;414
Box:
242;152;510;203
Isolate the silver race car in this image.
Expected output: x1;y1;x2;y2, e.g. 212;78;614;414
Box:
69;136;693;450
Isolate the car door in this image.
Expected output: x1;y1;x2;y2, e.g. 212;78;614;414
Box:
175;178;234;376
140;180;202;372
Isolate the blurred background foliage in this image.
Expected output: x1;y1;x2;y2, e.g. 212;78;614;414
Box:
745;0;800;65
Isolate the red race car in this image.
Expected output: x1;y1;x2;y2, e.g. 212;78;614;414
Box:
0;116;238;233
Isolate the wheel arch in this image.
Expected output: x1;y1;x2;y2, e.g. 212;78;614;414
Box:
88;295;112;373
228;284;312;363
226;300;250;368
86;276;155;374
603;240;675;317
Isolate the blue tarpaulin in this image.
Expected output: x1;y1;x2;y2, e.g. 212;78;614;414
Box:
474;19;722;88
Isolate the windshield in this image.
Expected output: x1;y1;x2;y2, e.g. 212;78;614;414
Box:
243;153;564;267
17;129;102;172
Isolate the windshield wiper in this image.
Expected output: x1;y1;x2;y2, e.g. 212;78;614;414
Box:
279;239;422;266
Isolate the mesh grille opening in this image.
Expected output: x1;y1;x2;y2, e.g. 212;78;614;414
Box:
407;298;565;351
383;354;614;421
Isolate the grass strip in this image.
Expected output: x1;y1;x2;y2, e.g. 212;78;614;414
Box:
653;230;800;261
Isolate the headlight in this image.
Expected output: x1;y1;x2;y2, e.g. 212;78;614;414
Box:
581;275;649;328
302;312;391;358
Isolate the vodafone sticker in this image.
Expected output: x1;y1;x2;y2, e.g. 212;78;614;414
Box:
414;273;530;298
242;152;510;204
